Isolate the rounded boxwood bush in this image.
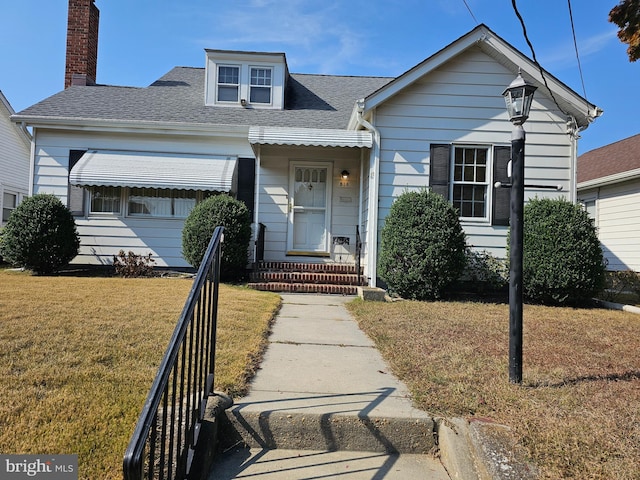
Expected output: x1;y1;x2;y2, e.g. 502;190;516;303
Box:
0;193;80;274
378;189;467;300
516;197;605;306
182;194;251;280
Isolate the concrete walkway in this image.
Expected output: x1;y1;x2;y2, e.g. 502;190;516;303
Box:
208;294;451;479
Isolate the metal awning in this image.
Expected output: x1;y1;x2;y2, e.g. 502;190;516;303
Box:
248;126;372;149
69;150;237;191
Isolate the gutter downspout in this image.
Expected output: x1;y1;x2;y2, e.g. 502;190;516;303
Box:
356;99;380;288
253;145;261;263
568;117;579;203
28;127;36;197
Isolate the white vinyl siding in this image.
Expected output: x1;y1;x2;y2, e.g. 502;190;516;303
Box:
579;181;640;272
374;46;572;258
1;96;30;225
31;129;252;267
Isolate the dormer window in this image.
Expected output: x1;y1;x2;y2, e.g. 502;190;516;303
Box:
250;67;272;104
217;65;240;102
205;49;288;109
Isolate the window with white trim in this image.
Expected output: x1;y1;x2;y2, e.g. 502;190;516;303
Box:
430;143;511;226
2;192;18;223
217;65;240;102
128;188;197;218
250;67;272;104
452;146;489;219
89;186;122;214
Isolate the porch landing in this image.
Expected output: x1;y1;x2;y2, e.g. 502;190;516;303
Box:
248;261;367;294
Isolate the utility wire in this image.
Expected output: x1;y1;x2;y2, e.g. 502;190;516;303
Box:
510;0;571;119
567;0;590;117
462;0;480;25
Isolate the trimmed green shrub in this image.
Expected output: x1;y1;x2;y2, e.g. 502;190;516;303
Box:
516;197;605;306
182;194;251;280
0;194;80;274
378;189;467;300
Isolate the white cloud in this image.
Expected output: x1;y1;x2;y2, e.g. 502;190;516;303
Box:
540;29;618;68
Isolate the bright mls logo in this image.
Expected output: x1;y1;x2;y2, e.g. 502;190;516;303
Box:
0;455;77;479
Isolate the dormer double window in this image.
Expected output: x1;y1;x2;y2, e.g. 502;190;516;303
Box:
205;50;287;109
215;65;273;105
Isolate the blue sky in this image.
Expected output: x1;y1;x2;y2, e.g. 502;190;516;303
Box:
1;0;635;153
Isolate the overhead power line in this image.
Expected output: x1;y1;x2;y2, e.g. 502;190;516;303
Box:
462;0;480;25
567;0;589;111
510;0;570;119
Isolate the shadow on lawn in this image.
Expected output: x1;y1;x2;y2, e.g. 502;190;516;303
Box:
526;370;640;389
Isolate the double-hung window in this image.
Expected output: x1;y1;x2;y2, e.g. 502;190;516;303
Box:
430;143;511;226
2;192;18;223
250;67;272;104
452;146;489;219
217;65;240;102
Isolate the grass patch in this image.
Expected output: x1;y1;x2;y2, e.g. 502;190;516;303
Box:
347;299;640;480
0;270;280;479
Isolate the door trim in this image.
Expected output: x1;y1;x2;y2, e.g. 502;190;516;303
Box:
287;161;333;255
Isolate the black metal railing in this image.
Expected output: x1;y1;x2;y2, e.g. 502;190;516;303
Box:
254;223;266;271
123;226;224;480
355;225;363;286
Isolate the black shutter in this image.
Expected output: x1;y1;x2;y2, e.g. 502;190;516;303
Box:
236;157;256;221
492;146;511;226
68;150;86;216
429;144;451;199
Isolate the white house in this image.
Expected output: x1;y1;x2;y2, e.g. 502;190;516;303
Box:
578;134;640;272
0;90;31;226
12;0;601;289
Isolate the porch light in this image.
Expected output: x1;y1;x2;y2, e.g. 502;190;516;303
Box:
502;70;537;126
341;170;350;179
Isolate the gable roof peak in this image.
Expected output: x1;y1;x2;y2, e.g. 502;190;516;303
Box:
351;24;600;131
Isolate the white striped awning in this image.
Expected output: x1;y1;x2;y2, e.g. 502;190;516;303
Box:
69;150;237;191
248;126;372;149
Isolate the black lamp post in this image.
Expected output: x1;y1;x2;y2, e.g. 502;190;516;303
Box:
502;71;537;384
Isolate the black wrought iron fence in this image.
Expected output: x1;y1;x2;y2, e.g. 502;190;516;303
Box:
356;225;363;286
123;226;224;480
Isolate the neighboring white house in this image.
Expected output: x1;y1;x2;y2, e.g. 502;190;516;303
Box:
578;133;640;272
0;90;31;226
12;0;601;286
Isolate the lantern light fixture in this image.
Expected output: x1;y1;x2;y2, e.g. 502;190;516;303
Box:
502;70;537;126
341;170;350;179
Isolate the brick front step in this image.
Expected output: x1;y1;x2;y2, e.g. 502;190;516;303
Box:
250;271;362;285
247;282;359;295
257;261;361;275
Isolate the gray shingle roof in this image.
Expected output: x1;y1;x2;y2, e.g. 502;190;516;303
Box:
15;67;393;130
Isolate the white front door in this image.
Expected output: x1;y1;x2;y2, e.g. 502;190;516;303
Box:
288;162;332;254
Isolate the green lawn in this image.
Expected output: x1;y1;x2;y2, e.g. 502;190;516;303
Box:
0;270;280;480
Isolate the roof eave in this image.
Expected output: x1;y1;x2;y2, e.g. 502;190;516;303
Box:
9;114;250;137
578;168;640;190
352;24;602;129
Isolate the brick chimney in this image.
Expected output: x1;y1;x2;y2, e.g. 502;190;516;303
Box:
65;0;99;88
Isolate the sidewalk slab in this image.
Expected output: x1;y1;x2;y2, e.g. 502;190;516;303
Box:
212;293;449;477
208;448;450;480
